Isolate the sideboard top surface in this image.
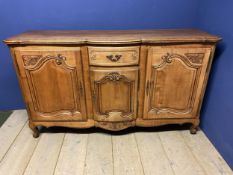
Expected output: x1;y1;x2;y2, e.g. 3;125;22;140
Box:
4;29;221;45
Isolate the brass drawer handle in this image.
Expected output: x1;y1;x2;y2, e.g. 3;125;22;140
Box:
106;54;122;62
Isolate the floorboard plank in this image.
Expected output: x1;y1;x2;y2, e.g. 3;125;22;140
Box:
0;122;39;175
0;110;28;161
135;132;174;175
112;133;144;175
23;133;65;175
54;133;88;175
1;110;232;175
181;130;233;175
158;131;206;175
84;133;113;175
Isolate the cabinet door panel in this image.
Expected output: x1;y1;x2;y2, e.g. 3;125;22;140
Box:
14;47;86;121
144;46;211;119
90;67;138;122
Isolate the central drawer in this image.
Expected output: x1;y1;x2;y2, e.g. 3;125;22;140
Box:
88;46;140;66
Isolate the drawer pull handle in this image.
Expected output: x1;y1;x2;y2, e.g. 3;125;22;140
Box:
106;54;122;62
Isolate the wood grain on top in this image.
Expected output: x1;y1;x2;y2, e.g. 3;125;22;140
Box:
4;29;221;45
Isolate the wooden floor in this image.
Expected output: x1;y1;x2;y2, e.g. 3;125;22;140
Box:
0;110;232;175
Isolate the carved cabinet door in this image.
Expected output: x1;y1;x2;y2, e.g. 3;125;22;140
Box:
14;46;87;121
90;67;138;122
143;46;211;119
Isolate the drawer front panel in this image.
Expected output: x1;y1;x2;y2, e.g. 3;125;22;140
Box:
88;46;139;66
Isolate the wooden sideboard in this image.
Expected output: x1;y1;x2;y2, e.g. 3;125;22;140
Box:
4;29;221;138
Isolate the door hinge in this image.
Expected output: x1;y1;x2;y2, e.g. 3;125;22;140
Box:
137;72;140;91
79;82;84;96
146;81;150;96
92;90;96;101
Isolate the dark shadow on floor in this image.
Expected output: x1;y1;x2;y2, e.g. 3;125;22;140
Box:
39;123;193;136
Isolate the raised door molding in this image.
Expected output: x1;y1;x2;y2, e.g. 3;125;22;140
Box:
90;67;138;124
143;46;211;119
14;48;87;121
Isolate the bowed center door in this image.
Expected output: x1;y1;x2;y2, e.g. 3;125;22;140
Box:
90;67;138;122
143;46;211;119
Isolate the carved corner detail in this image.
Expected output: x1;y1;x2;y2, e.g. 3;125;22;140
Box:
23;55;42;66
105;72;123;81
96;121;135;131
185;53;204;64
132;50;139;60
161;52;204;65
22;54;66;66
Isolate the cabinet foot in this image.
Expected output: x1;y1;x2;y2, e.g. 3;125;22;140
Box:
190;124;198;134
32;128;40;138
29;122;40;138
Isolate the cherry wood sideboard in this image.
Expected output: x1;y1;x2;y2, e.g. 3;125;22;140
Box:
4;29;221;138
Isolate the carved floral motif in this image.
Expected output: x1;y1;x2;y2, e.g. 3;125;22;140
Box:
161;53;173;63
89;50;96;60
161;52;204;64
105;72;123;81
22;54;66;66
132;50;139;60
23;55;42;66
96;121;134;131
185;53;204;64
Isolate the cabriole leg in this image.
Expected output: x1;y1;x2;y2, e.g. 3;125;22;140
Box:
190;124;198;134
190;119;200;134
29;121;40;138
